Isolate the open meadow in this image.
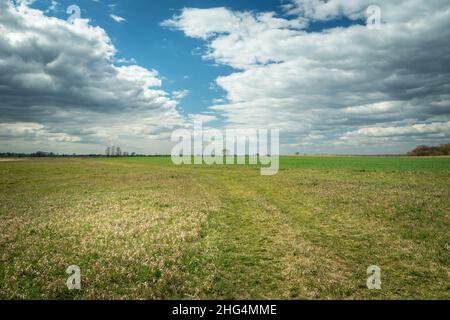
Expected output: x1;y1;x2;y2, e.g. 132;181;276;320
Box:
0;156;449;299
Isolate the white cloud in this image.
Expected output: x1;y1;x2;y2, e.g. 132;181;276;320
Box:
115;65;161;88
172;90;189;100
110;14;126;23
0;122;82;142
115;57;137;64
46;0;58;13
188;114;217;124
343;101;403;115
0;122;45;137
343;121;450;138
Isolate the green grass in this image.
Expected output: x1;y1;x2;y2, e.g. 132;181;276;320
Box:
281;156;450;171
0;156;449;299
99;155;450;171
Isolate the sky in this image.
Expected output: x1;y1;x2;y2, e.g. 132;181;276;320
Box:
0;0;449;155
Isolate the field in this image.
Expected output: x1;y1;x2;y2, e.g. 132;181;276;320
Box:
0;156;449;300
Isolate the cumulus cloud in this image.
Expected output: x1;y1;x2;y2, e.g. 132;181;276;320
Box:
0;122;81;142
343;121;450;138
172;90;189;100
0;122;46;138
46;0;57;13
0;0;184;153
163;0;450;153
110;14;126;23
188;113;217;124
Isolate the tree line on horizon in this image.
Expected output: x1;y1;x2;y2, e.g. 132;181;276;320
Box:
1;143;450;158
407;143;450;157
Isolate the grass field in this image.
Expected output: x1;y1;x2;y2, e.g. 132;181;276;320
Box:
0;156;449;299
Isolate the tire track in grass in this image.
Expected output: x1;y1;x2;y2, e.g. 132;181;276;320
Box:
197;169;349;299
244;169;450;299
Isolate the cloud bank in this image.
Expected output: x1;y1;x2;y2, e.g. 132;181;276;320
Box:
163;0;450;154
0;0;184;154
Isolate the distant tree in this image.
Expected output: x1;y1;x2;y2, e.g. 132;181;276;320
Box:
408;143;450;156
440;143;450;155
34;151;49;157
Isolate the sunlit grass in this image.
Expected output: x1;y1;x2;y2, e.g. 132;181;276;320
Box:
0;157;449;299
